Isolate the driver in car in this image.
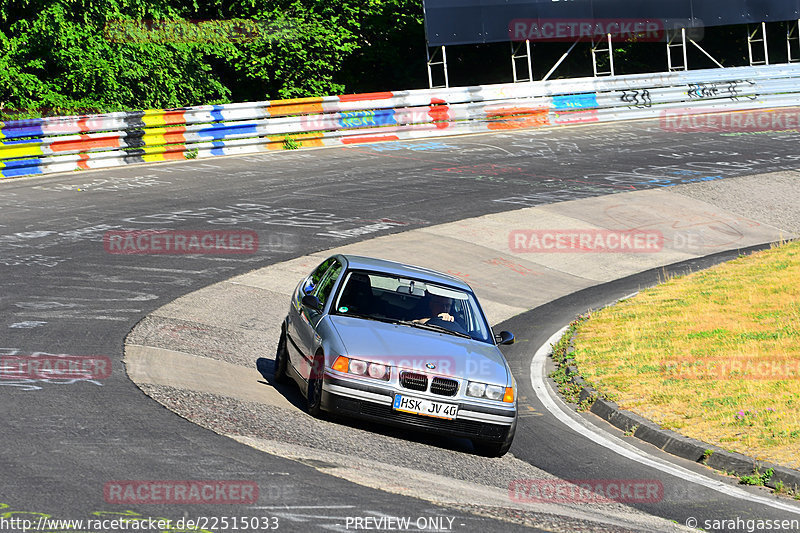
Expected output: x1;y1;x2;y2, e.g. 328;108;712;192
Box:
414;294;454;324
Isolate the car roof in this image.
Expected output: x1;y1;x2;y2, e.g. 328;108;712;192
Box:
337;254;472;291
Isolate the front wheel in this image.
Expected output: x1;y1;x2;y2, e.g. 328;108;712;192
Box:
273;329;289;384
306;352;325;418
473;419;516;457
472;438;512;457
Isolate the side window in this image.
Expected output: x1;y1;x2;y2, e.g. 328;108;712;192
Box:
314;261;343;308
464;303;476;331
304;258;335;294
453;299;469;329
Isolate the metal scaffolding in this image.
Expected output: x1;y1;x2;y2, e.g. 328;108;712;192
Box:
667;28;688;71
591;33;615;77
426;46;449;89
424;19;800;87
542;40;581;82
510;40;533;83
668;26;726;70
788;19;800;63
748;22;770;66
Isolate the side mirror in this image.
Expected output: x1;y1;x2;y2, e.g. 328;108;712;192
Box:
496;331;515;346
302;294;323;312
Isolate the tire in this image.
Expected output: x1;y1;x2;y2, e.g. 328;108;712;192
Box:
306;352;325;418
473;418;516;457
273;329;289;384
472;438;512;458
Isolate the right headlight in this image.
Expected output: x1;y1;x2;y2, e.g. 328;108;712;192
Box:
466;381;514;402
332;356;390;381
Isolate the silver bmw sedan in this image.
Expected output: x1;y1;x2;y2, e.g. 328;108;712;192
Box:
274;254;517;456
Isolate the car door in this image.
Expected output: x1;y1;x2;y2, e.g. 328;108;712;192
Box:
294;259;343;381
287;258;335;373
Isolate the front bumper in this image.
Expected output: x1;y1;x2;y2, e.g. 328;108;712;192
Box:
321;374;517;442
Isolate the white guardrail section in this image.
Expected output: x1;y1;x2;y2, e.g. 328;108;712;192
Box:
2;64;800;178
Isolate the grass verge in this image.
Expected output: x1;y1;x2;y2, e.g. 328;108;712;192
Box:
571;240;800;469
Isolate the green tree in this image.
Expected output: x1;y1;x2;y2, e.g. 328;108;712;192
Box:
0;0;428;117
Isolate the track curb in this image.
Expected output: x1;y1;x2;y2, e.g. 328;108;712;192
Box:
588;398;800;492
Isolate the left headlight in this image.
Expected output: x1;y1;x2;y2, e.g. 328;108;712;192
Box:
332;356;390;381
466;380;514;403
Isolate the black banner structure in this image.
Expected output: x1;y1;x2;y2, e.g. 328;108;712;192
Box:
424;0;800;46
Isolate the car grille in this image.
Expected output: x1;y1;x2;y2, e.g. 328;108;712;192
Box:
399;371;428;392
430;377;459;397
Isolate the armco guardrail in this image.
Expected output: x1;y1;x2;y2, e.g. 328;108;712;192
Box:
2;64;800;178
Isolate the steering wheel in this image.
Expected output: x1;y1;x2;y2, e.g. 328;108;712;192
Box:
426;317;469;335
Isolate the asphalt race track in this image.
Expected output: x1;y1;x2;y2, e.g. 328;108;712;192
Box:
2;118;800;532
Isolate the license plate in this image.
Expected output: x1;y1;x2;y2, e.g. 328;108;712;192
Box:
393;394;458;420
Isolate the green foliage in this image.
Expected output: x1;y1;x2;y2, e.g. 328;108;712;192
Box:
282;134;300;150
623;424;639;437
577;393;596;411
739;467;774;486
337;0;426;93
0;0;426;117
549;365;582;404
548;314;592;404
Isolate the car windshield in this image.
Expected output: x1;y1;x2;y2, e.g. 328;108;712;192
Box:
332;270;493;343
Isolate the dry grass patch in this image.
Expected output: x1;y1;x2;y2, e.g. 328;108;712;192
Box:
573;240;800;469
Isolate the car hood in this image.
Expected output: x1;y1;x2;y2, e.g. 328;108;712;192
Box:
326;315;509;384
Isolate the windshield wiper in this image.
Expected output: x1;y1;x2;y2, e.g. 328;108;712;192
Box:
340;313;397;324
394;319;471;339
343;314;472;339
